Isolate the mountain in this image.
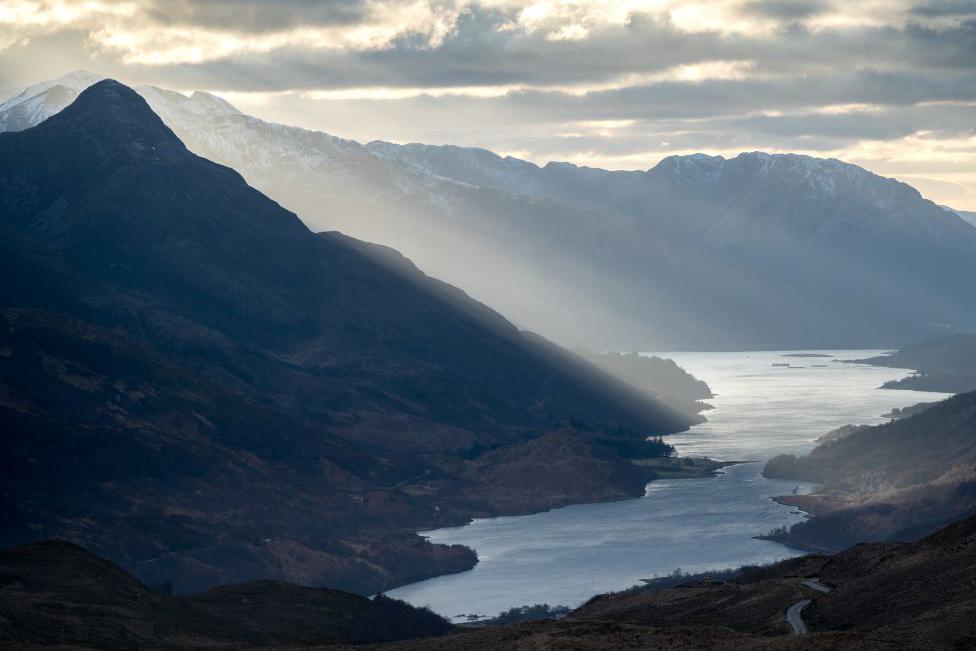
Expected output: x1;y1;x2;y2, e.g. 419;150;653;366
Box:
762;388;976;551
0;539;451;648
367;145;976;349
4;72;976;350
945;206;976;227
0;80;694;595
0;70;103;131
578;351;713;421
10;516;976;649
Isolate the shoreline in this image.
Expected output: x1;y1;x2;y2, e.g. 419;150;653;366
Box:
389;453;738;594
390;349;924;608
394;459;814;621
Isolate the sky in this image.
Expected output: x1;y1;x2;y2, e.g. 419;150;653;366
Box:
1;0;975;209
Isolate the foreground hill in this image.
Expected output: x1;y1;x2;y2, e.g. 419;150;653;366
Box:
3;73;976;350
7;517;976;648
762;388;976;551
0;80;693;594
0;540;451;648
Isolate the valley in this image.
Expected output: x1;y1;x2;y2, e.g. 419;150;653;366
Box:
9;509;976;649
1;27;975;647
389;350;945;620
0;80;698;598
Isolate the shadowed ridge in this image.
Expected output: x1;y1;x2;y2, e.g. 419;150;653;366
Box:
0;79;695;595
0;539;169;612
32;78;188;162
915;509;976;549
0;539;453;647
0;538;133;584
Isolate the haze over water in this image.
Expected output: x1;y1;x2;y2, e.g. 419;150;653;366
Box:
390;350;951;620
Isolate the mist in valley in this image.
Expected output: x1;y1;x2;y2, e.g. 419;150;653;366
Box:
3;3;976;648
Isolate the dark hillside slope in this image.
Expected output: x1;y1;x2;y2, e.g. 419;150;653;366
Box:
8;518;976;649
763;390;976;550
0;80;691;594
0;540;451;648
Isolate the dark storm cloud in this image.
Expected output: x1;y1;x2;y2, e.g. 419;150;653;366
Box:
910;0;976;17
100;6;976;97
142;0;369;33
7;0;976;96
740;0;833;20
3;0;976;208
489;69;976;125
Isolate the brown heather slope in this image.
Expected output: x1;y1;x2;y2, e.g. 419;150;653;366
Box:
0;80;697;595
762;389;976;551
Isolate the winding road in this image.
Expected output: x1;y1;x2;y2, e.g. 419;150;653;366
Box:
786;599;812;634
787;578;832;634
802;579;832;594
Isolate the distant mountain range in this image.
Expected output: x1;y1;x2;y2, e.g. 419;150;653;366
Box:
4;72;976;349
0;80;692;595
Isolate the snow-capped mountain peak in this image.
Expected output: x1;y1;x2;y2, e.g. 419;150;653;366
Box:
0;70;105;132
188;91;241;115
3;72;976;350
0;70;103;112
135;85;241;118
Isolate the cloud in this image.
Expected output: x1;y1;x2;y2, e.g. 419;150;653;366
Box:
142;0;370;34
910;0;976;17
1;0;975;208
740;0;832;20
0;0;467;66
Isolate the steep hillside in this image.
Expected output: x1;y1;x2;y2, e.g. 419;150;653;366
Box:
578;351;713;421
762;390;976;550
0;80;691;594
4;73;976;350
570;515;976;649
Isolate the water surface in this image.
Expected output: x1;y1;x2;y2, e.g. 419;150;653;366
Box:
389;350;950;620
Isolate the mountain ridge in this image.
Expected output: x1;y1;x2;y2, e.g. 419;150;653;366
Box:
3;71;975;350
0;79;693;595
